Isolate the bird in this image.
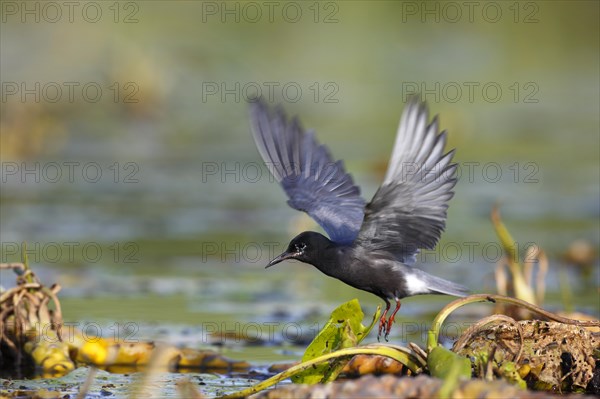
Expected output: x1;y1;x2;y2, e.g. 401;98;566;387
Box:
249;96;469;340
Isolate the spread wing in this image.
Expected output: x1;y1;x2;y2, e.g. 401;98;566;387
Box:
249;99;366;244
355;97;458;265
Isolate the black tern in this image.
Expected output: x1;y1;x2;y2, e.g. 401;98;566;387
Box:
249;97;469;340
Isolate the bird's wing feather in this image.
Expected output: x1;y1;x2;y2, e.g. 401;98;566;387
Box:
250;99;366;244
356;97;457;265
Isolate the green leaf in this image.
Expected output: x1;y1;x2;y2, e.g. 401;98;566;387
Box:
221;345;423;398
291;299;380;384
428;345;471;398
428;345;471;380
499;362;527;389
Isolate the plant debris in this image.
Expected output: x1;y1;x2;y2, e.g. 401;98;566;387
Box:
453;316;599;393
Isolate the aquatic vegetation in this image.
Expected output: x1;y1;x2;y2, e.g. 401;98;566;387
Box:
492;205;547;316
2;210;598;397
218;209;599;397
0;255;249;379
0;252;72;377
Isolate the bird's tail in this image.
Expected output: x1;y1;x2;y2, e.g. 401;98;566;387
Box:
413;269;470;297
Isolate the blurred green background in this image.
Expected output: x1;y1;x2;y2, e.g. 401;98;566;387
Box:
1;1;598;357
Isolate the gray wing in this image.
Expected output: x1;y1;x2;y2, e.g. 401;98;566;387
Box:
355;97;457;265
249;99;366;244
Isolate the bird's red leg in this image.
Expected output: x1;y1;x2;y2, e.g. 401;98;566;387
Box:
378;299;391;341
384;298;401;340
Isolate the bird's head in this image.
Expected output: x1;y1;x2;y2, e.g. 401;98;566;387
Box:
266;231;332;268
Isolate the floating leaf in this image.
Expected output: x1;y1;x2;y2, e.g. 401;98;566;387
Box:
427;345;471;380
292;299;379;384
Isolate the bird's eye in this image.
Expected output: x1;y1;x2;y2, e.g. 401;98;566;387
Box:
295;243;306;252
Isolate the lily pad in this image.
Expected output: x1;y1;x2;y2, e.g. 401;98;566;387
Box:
427;345;471;380
292;299;379;384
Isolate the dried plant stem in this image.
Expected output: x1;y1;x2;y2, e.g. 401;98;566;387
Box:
427;294;600;351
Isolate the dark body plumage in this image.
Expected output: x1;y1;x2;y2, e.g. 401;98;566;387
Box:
250;97;469;339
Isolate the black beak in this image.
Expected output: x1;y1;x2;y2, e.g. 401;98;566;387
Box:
265;250;298;268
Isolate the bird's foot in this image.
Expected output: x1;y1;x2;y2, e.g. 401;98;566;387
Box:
382;298;401;341
377;317;391;342
377;303;390;342
385;315;395;340
377;298;400;341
